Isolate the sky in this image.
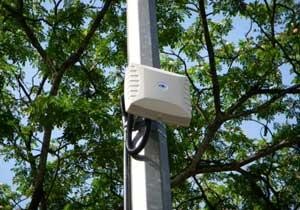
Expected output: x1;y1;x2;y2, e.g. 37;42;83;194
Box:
0;157;14;186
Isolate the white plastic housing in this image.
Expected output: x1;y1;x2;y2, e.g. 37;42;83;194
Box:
124;64;192;126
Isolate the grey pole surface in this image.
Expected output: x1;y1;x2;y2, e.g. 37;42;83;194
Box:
125;0;172;210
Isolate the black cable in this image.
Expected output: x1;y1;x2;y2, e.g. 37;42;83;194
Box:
120;95;151;210
120;95;151;155
125;114;151;155
121;96;131;210
124;143;132;210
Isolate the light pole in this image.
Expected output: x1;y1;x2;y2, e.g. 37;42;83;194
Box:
123;0;172;209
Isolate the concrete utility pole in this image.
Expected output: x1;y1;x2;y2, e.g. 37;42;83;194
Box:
124;0;172;210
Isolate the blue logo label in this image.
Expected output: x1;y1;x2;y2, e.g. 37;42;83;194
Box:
157;82;168;91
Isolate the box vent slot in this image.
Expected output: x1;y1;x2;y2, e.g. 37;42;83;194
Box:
127;71;139;98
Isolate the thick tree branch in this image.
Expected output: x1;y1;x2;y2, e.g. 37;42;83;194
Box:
50;0;113;96
28;2;113;209
187;82;297;179
194;136;299;174
28;127;52;210
60;0;113;72
255;85;300;94
172;135;299;187
198;0;222;116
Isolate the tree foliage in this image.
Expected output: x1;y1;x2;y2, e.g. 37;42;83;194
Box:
0;0;299;209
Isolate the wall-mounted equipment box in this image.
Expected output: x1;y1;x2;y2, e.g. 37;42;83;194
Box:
124;64;192;126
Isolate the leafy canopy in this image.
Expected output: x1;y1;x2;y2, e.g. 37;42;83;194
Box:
0;0;299;209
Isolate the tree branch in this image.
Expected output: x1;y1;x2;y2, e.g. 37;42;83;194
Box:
172;135;299;187
50;0;113;96
16;75;32;103
79;60;100;95
161;50;202;95
226;84;300;116
193;176;216;210
28;2;113;209
198;0;222;116
35;74;48;98
60;0;113;72
28;127;52;210
1;2;54;70
247;10;300;76
175;195;203;210
172;119;222;187
237;168;278;209
193;136;299;174
45;150;61;202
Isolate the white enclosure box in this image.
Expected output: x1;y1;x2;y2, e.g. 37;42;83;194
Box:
124;64;192;126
